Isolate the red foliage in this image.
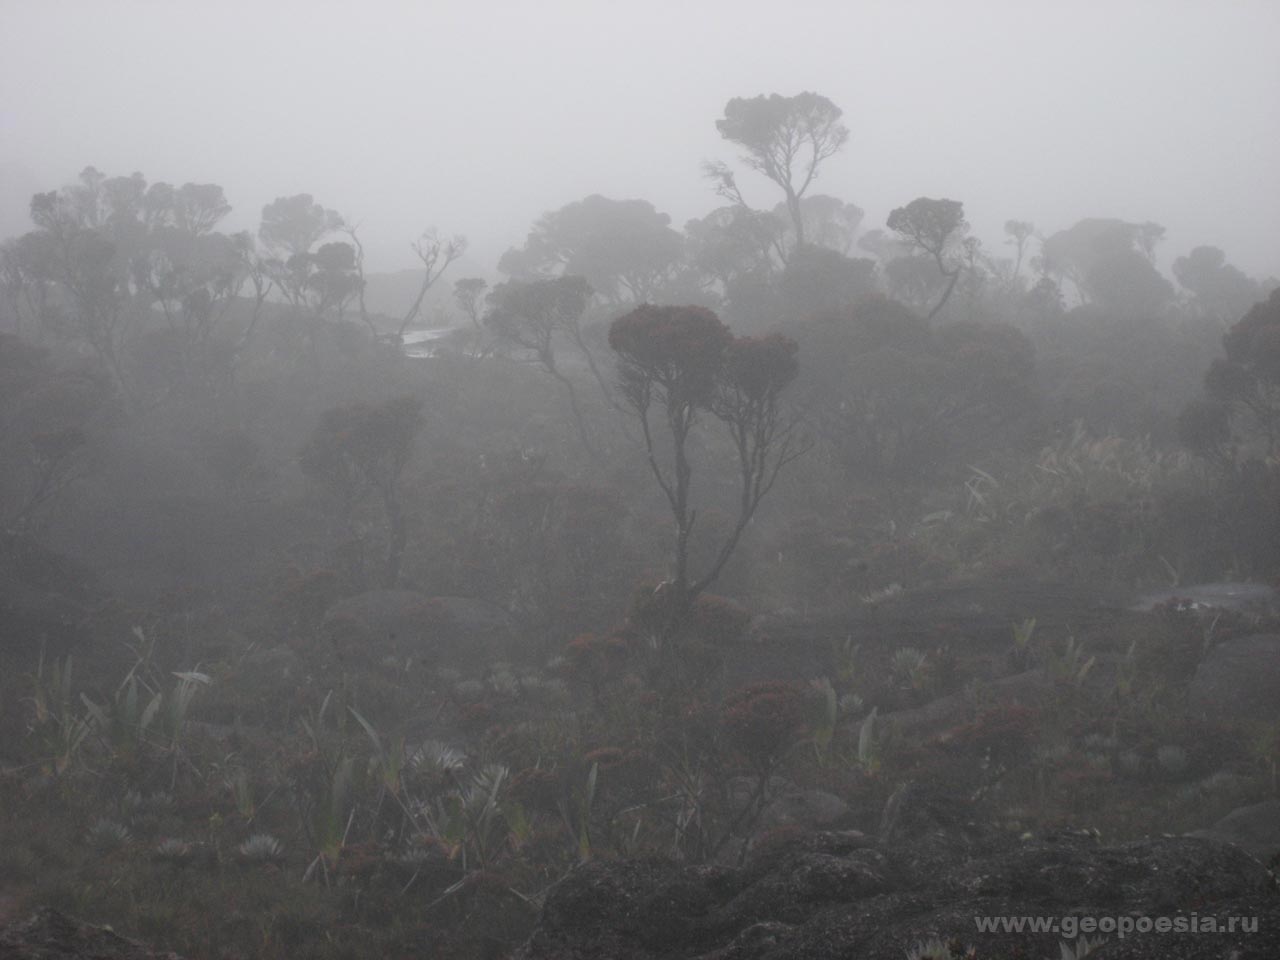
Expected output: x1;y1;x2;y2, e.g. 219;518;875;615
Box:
583;746;626;768
721;681;811;764
609;304;733;403
689;593;752;646
938;704;1039;765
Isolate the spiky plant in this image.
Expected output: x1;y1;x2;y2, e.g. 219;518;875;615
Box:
154;838;194;863
1059;934;1108;959
891;647;930;691
86;818;131;851
238;833;285;862
413;739;466;774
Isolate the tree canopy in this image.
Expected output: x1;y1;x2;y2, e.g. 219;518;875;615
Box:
710;92;849;249
499;195;683;304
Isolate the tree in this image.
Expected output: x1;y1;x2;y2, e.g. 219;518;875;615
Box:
1173;246;1262;330
1203;288;1280;458
398;230;467;339
684;205;784;293
499;195;683;303
1039;218;1173;317
886;197;969;320
609;305;804;621
773;194;864;255
9;168;252;403
258;194;345;262
778;245;878;321
682;205;785;323
257;194;347;315
793;297;1035;480
709;92;849;249
1004;220;1035;281
484;276;599;454
300;395;424;586
452;276;489;352
0;333;106;531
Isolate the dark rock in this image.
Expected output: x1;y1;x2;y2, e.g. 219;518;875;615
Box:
516;832;1280;960
725;777;850;838
1189;634;1280;724
322;590;516;669
1132;582;1280;615
0;908;186;959
1189;799;1280;862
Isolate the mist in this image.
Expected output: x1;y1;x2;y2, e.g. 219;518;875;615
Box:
3;0;1278;276
2;2;1280;959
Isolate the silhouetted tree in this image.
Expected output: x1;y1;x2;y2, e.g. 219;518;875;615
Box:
1204;288;1280;457
10;168;252;403
500;195;683;303
1173;246;1262;330
485;276;598;454
609;305;804;619
773;194;864;255
1004;219;1035;281
452;276;489;353
300;394;424;586
886;197;968;320
1040;218;1173;317
708;92;849;249
778;245;878;320
0;333;108;531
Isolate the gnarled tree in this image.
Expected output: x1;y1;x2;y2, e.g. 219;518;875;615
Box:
709;92;849;251
484;276;598;454
609;305;804;622
886;197;968;320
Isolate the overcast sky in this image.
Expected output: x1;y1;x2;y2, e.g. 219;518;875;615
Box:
2;0;1278;279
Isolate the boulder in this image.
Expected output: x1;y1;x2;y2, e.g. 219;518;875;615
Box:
1189;799;1280;863
322;590;516;669
1189;634;1280;724
0;909;186;959
1132;582;1280;615
726;777;850;836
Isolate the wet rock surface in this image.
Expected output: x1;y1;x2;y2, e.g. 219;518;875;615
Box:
0;908;186;959
1189;799;1280;864
516;826;1280;960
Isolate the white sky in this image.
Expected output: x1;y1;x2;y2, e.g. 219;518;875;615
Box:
2;0;1278;278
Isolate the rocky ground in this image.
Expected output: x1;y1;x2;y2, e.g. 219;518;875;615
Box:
516;814;1279;959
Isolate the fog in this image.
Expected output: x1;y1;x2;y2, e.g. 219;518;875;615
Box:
3;0;1278;276
5;3;1280;958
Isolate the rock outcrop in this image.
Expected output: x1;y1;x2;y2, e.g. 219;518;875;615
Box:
517;827;1280;959
1190;799;1280;864
0;909;185;959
